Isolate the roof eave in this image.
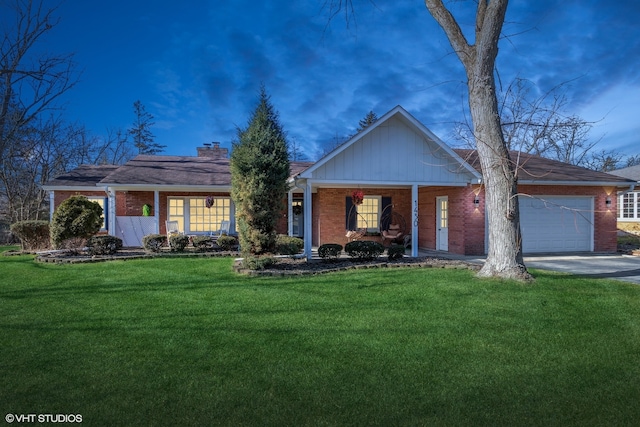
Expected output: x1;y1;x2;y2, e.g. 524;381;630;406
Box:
519;180;636;187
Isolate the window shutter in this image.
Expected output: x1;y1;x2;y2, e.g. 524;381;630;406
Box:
346;197;356;230
103;197;109;231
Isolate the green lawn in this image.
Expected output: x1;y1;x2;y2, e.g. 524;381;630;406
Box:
2;247;640;426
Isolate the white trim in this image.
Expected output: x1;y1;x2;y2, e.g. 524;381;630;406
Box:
519;180;632;187
618;191;640;221
308;180;469;188
411;185;418;257
304;180;313;260
49;191;55;220
287;191;293;236
154;191;160;233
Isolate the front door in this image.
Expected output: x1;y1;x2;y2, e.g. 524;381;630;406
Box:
436;197;449;251
291;200;304;237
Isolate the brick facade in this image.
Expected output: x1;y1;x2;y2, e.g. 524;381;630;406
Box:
312;187;412;247
51;183;617;254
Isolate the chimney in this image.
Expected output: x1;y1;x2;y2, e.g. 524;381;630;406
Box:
197;142;228;159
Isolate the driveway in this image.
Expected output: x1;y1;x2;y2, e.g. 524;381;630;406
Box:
524;254;640;284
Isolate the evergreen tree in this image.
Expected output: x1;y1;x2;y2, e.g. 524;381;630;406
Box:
231;86;290;255
356;110;378;132
129;100;165;155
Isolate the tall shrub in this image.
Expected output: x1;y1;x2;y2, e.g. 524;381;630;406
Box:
10;220;50;250
50;196;103;248
231;86;290;255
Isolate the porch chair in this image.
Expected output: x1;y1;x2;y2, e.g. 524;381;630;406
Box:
210;220;230;241
165;220;183;239
382;223;403;245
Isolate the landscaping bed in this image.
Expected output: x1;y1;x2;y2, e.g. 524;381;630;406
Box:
234;255;480;276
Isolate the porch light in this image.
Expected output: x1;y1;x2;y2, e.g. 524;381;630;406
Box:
473;195;480;206
605;196;612;208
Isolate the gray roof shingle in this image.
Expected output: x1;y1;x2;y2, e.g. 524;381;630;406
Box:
611;164;640;181
43;165;120;188
454;149;635;184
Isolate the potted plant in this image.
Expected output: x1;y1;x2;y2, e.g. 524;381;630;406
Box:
351;189;364;205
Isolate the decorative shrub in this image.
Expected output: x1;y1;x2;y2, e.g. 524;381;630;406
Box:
344;240;384;261
142;204;152;216
50;196;103;249
216;235;237;251
142;234;167;252
169;234;190;252
86;235;123;255
192;235;214;251
387;244;405;261
243;255;277;270
318;243;343;261
10;220;50;250
275;235;304;256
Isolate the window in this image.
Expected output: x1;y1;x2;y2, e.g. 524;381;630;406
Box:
168;199;185;232
87;197;107;230
168;197;231;233
357;196;381;232
189;197;231;232
618;192;639;220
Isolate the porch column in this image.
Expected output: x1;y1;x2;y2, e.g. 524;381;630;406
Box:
49;191;55;220
154;190;160;233
304;181;313;260
287;190;293;236
411;184;419;258
107;188;116;237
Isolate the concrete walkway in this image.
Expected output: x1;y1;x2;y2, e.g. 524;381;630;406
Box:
524;254;640;284
420;250;640;284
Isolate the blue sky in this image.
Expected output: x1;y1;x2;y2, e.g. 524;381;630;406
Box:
40;1;640;160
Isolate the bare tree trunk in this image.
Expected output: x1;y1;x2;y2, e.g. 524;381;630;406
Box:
426;0;532;281
468;76;528;279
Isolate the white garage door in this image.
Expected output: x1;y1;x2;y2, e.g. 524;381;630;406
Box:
519;196;593;253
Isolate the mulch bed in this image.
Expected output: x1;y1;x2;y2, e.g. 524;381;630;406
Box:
234;256;481;276
6;248;481;275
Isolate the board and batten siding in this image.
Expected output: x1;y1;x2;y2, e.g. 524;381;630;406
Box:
310;116;473;184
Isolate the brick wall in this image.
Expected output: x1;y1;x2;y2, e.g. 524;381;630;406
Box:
115;191;155;216
53;190;107;211
417;185;485;255
312;187;412;247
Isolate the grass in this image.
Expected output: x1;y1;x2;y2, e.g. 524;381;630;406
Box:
2;245;640;426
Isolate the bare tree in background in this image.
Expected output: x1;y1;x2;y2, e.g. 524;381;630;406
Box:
0;0;77;160
455;78;620;171
0;1;135;224
0;0;78;223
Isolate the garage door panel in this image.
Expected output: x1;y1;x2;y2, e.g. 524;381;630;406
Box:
519;196;593;253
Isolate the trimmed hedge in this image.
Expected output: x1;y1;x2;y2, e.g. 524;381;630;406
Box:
344;240;384;261
243;255;277;270
86;235;123;255
192;236;215;251
387;244;405;261
142;234;167;252
216;235;237;251
318;243;343;261
10;220;50;250
275;235;304;256
169;234;190;252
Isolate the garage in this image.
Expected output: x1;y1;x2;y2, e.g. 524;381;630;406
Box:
519;196;594;253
